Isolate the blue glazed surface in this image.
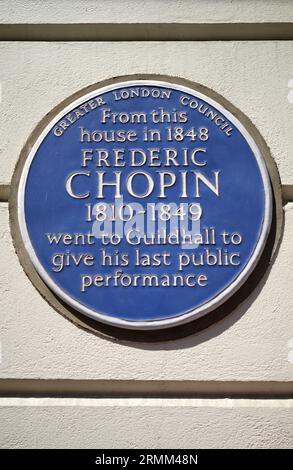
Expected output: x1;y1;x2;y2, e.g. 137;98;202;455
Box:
23;83;269;324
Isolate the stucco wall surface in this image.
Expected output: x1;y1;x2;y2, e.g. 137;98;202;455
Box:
0;42;293;185
0;0;293;450
0;0;293;24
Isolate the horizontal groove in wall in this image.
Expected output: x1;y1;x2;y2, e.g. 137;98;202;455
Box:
282;185;293;204
0;184;10;202
0;23;293;41
0;379;292;398
1;185;292;204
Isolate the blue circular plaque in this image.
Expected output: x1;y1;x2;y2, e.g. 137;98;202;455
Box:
16;77;272;330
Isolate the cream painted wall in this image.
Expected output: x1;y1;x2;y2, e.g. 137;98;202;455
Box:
1;0;293;24
0;399;292;449
0;0;292;449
